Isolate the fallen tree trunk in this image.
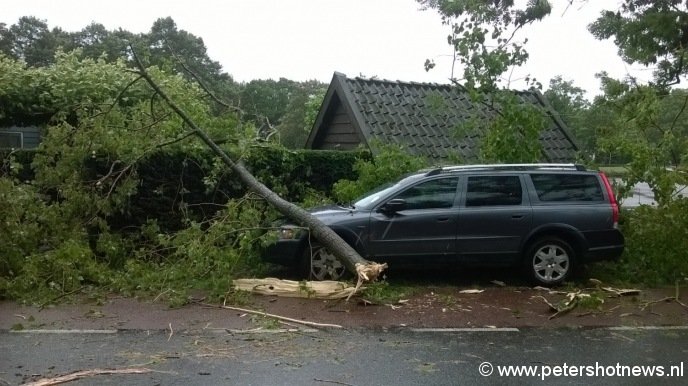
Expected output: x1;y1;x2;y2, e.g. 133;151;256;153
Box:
233;278;358;299
131;51;384;282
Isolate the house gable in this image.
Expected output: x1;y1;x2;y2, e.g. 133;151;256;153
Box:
306;72;368;150
308;93;361;150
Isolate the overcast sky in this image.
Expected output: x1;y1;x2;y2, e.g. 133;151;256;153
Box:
3;0;648;98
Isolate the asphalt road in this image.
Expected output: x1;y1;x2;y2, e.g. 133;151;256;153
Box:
620;181;687;207
2;327;687;386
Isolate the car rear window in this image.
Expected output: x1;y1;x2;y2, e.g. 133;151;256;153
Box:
531;174;603;202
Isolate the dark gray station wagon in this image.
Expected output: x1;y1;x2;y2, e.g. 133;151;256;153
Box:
263;164;624;286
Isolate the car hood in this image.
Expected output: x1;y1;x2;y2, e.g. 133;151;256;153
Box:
308;205;366;224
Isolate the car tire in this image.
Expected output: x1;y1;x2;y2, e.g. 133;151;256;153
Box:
524;237;575;286
300;243;350;281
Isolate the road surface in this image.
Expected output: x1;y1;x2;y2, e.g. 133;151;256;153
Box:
2;327;686;385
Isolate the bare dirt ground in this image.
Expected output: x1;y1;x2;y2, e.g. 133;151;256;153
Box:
2;279;686;332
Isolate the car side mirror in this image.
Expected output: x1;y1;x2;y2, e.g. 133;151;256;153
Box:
379;198;407;214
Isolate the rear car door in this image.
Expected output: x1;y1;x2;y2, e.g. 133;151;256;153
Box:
457;174;532;264
368;176;460;262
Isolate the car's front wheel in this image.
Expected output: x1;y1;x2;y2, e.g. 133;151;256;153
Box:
300;243;349;281
525;237;574;286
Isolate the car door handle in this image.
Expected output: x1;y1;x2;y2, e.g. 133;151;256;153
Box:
437;217;450;222
511;215;524;219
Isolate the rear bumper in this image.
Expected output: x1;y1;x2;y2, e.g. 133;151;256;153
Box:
583;244;624;262
581;229;625;262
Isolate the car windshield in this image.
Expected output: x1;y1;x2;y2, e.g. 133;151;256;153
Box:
353;173;424;209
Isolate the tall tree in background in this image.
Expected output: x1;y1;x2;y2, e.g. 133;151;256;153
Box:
543;76;593;155
275;81;326;148
0;16;327;142
69;22;135;63
544;76;589;124
129;17;239;108
239;78;296;127
0;16;70;67
0;16;239;105
142;17;237;102
238;78;327;148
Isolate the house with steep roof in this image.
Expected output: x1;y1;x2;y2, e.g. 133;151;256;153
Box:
305;72;578;163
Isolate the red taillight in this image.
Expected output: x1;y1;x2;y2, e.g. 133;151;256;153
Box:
599;172;619;227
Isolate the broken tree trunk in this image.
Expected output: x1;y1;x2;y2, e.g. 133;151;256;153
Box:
132;53;384;282
233;278;358;299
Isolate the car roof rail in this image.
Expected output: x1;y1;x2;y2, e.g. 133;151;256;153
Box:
424;163;587;175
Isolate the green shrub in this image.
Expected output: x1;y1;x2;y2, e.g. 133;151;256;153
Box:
88;146;365;232
1;239;111;302
243;146;365;202
110;195;274;305
591;200;688;286
1;150;36;181
333;143;427;203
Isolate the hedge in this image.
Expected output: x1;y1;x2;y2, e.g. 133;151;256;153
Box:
2;146;368;232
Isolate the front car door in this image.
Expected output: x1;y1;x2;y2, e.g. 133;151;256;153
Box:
368;176;460;263
457;174;532;264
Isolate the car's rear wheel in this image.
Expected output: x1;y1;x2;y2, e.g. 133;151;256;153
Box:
300;243;349;281
525;237;574;286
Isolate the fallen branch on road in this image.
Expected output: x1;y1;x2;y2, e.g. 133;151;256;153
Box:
536;280;648;320
640;282;688;311
200;303;343;329
314;378;357;386
535;292;585;320
601;287;641;297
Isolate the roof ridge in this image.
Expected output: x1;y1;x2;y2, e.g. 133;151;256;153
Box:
348;74;453;90
337;71;538;96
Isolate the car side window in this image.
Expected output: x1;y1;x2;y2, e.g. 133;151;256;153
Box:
466;175;522;206
530;174;604;202
392;177;459;210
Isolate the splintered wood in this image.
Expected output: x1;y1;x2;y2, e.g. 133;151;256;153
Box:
232;278;358;299
356;262;387;282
